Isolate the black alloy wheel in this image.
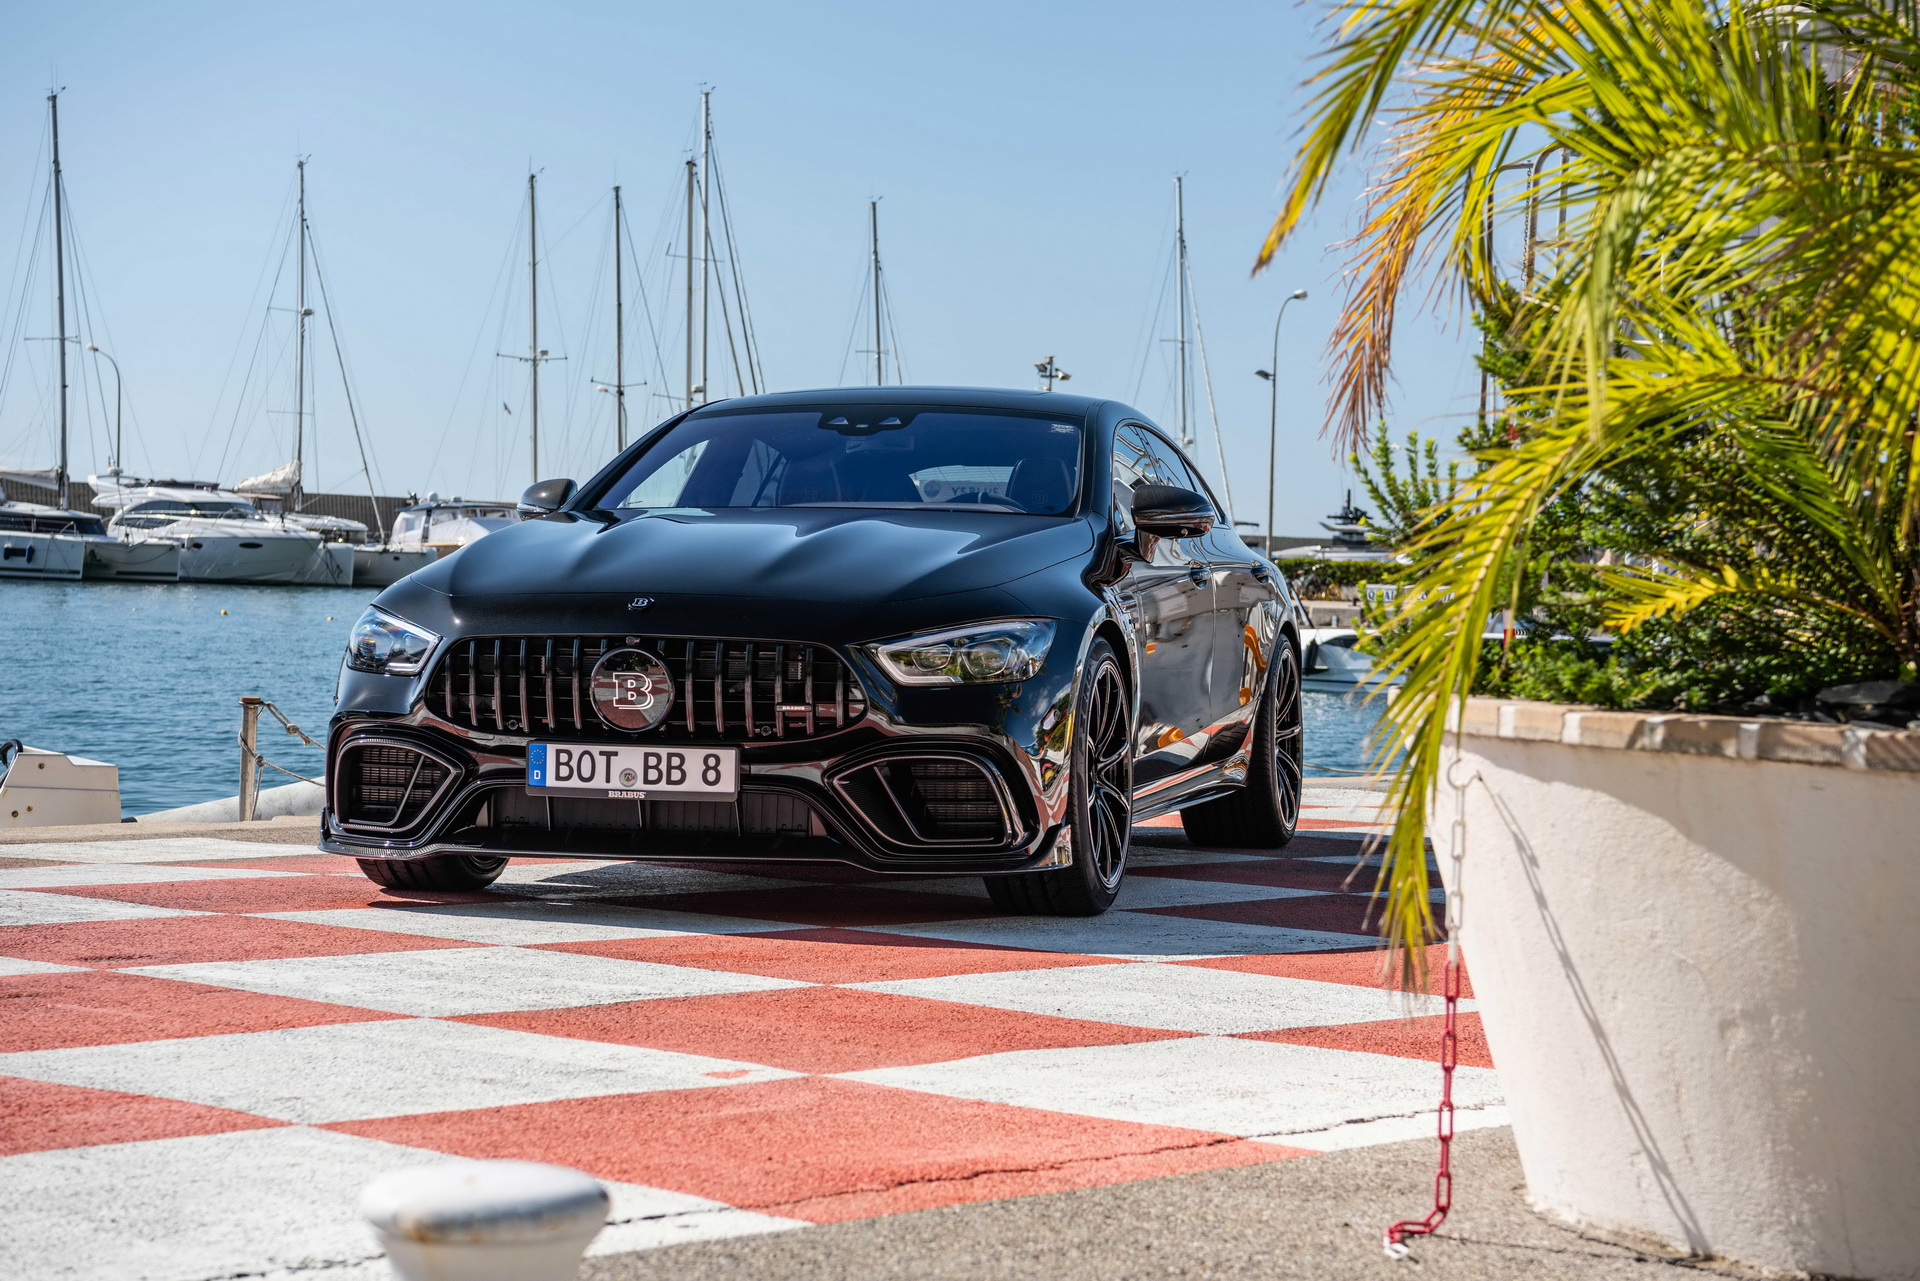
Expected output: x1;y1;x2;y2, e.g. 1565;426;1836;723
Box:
1179;635;1303;848
358;854;509;892
984;637;1132;915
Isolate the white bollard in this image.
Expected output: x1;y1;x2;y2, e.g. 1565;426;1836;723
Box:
359;1160;609;1281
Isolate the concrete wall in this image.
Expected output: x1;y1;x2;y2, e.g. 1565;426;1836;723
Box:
1433;701;1920;1278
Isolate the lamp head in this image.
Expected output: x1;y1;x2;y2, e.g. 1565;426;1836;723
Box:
1254;370;1273;381
1290;289;1309;300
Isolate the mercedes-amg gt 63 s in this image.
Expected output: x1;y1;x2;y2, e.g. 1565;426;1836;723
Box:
323;387;1306;914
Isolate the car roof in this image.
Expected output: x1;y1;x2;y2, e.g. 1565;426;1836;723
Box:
689;385;1115;418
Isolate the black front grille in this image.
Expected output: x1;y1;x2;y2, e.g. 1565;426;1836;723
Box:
834;755;1015;849
426;636;867;742
337;741;455;832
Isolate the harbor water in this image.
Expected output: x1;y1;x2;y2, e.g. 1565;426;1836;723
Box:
2;580;1387;817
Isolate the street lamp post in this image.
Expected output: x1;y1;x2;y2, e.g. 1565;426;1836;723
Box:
1253;289;1308;555
85;343;122;475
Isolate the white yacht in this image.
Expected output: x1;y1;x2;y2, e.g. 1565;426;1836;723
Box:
0;497;104;581
91;481;351;585
389;494;520;555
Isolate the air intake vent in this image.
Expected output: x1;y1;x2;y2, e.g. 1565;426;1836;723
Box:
336;740;457;833
833;754;1016;849
426;636;866;743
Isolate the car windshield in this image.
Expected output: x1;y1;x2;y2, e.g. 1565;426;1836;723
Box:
597;406;1084;516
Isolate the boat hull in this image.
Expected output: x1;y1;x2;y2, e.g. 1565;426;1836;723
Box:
85;537;181;582
178;533;332;584
0;532;86;581
353;545;438;587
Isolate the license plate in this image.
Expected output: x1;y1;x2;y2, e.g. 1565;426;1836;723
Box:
527;743;739;800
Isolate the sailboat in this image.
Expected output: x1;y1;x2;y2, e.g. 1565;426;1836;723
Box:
219;160;426;586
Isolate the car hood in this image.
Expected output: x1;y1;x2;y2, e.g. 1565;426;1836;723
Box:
412;507;1095;605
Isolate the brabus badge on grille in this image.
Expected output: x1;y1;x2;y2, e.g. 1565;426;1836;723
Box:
628;597;654;610
589;648;675;731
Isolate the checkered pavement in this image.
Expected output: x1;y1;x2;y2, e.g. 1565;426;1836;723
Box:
0;787;1503;1281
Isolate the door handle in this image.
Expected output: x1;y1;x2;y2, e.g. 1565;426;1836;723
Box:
1187;563;1213;585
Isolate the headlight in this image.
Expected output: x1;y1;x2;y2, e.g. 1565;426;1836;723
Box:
346;607;440;676
868;620;1056;686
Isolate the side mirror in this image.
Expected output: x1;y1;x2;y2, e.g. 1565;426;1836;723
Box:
518;478;576;515
1131;484;1216;538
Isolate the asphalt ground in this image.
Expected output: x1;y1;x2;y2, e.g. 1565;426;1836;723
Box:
587;1126;1759;1281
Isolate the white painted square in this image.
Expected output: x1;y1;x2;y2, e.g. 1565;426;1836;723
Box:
852;962;1457;1033
1125;844;1276;867
0;889;202;927
589;1182;806;1255
1265;1103;1510;1152
883;875;1311;910
0;837;317;864
0;863;289;889
260;900;796;947
851;913;1376;961
0;1127;432;1281
0;1018;798;1123
845;1036;1501;1138
129;944;808;1016
0;955;86;976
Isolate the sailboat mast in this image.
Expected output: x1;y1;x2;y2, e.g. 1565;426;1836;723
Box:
1174;175;1191;449
527;171;540;482
49;92;69;504
870;200;883;386
700;90;712;404
683;159;696;407
294;159;309;511
613;184;626;450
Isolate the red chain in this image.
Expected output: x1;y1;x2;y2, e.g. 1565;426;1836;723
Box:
1384;948;1463;1255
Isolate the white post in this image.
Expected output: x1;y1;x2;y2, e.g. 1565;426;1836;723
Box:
360;1160;608;1281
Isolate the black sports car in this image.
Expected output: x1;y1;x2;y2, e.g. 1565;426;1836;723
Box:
323;387;1306;914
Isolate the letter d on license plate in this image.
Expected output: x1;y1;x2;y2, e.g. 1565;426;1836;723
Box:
527;742;739;800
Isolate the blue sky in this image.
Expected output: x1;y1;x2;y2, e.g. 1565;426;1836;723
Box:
0;0;1478;535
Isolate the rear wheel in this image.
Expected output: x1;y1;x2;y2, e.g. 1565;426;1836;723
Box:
357;854;508;892
1179;635;1302;848
984;638;1132;916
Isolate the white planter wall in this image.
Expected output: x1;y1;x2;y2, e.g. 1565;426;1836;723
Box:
1433;701;1920;1280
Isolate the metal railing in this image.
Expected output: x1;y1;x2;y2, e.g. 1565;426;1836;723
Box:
236;696;322;822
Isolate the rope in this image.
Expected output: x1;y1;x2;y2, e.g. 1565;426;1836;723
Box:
236;698;325;793
1384;755;1477;1259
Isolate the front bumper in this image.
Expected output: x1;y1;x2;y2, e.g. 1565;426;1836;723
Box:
322;640;1084;876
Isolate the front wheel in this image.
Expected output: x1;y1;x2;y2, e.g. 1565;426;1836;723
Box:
357;854;508;892
984;637;1132;916
1179;634;1302;848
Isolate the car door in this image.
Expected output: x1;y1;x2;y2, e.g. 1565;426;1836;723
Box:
1109;424;1216;787
1200;512;1278;752
1134;430;1251;754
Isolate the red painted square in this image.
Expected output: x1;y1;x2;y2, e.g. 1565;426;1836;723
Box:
330;1076;1307;1222
458;985;1183;1074
0;971;400;1052
31;877;515;914
0;914;472;969
174;855;363;874
0;1075;284;1155
1141;894;1401;938
543;927;1115;984
1241;1012;1492;1068
597;884;994;928
1298;817;1381;831
1179;944;1472;996
1132;860;1371;894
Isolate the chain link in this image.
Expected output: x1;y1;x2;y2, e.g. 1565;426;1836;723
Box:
1384;751;1476;1258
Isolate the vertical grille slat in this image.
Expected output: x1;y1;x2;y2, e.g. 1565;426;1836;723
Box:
427;635;863;743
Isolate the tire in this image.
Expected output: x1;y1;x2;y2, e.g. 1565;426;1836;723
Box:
357;854;508;892
1178;634;1303;848
984;638;1132;916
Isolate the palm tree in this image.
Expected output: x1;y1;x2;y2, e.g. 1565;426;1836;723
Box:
1260;0;1920;966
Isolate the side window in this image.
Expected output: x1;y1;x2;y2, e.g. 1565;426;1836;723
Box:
1110;425;1158;536
1139;429;1209;499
